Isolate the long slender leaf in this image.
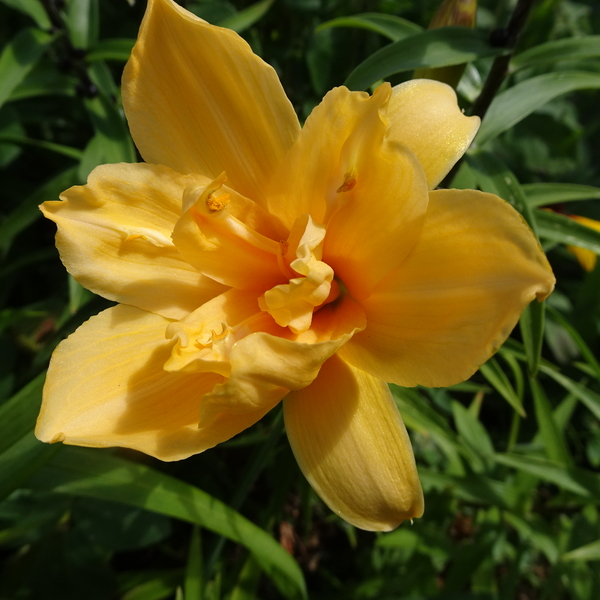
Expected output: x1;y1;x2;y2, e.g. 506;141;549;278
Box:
477;71;600;145
29;448;307;600
218;0;275;33
0;28;54;109
317;12;422;42
345;27;504;91
479;358;526;417
530;377;572;466
512;36;600;71
0;0;51;28
522;183;600;208
494;453;600;497
546;305;600;382
535;208;600;254
540;366;600;421
86;38;136;62
562;539;600;562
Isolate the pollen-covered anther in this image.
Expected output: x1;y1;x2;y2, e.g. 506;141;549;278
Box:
206;192;230;212
337;172;356;193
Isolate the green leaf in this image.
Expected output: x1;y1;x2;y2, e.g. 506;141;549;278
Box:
86;38;136;62
522;183;600;208
79;94;136;180
535;208;600;254
477;71;600;145
0;432;61;502
29;448;307;600
317;12;422;42
65;0;100;49
466;150;538;231
512;36;600;71
452;401;495;473
218;0;274;33
119;571;182;600
479;357;526;417
546;305;600;382
0;373;45;454
562;539;600;562
0;28;55;110
230;554;262;600
344;27;505;91
0;0;51;29
0;133;83;160
0;166;79;257
183;528;203;600
494;453;600;498
519;300;546;378
530;376;572;467
540;366;600;421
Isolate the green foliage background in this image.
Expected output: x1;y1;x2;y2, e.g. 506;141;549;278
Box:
1;0;600;598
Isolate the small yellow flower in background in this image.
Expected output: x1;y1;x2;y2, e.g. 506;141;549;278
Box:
567;215;600;271
36;0;554;531
413;0;478;88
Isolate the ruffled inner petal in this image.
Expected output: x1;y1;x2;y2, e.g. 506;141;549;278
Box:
40;163;226;320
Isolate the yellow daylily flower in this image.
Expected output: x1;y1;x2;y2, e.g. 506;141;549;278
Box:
36;0;555;532
567;214;600;271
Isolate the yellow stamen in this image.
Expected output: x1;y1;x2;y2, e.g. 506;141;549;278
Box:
206;192;230;211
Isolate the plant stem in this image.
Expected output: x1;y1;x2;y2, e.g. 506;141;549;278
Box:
470;0;538;120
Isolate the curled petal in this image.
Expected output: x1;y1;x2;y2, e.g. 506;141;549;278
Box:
172;178;285;291
40;163;225;320
284;355;424;531
386;79;480;189
340;189;555;388
267;85;395;227
200;295;366;428
35;305;243;462
123;0;300;203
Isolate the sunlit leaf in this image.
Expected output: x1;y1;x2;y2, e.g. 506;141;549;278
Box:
218;0;275;33
530;377;572;466
344;27;505;91
535;208;600;254
317;12;422;42
29;448;307;600
86;38;136;62
512;36;600;71
0;28;55;109
523;183;600;208
477;71;600;145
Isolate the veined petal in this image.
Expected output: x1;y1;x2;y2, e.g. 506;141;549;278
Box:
34;305;245;462
386;79;480;189
41;163;226;320
266;85;400;228
339;189;555;388
172;178;285;290
323;97;429;300
284;355;424;532
123;0;300;203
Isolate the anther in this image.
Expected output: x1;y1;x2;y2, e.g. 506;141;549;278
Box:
337;172;356;193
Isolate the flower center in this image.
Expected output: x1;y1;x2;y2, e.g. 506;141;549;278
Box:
259;214;336;334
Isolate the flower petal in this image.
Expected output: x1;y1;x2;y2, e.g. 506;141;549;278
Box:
284;355;424;532
199;293;367;427
123;0;300;203
41;163;226;320
172;179;285;290
34;305;261;462
267;85;423;230
386;79;480;189
339;189;555;387
322;96;429;301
